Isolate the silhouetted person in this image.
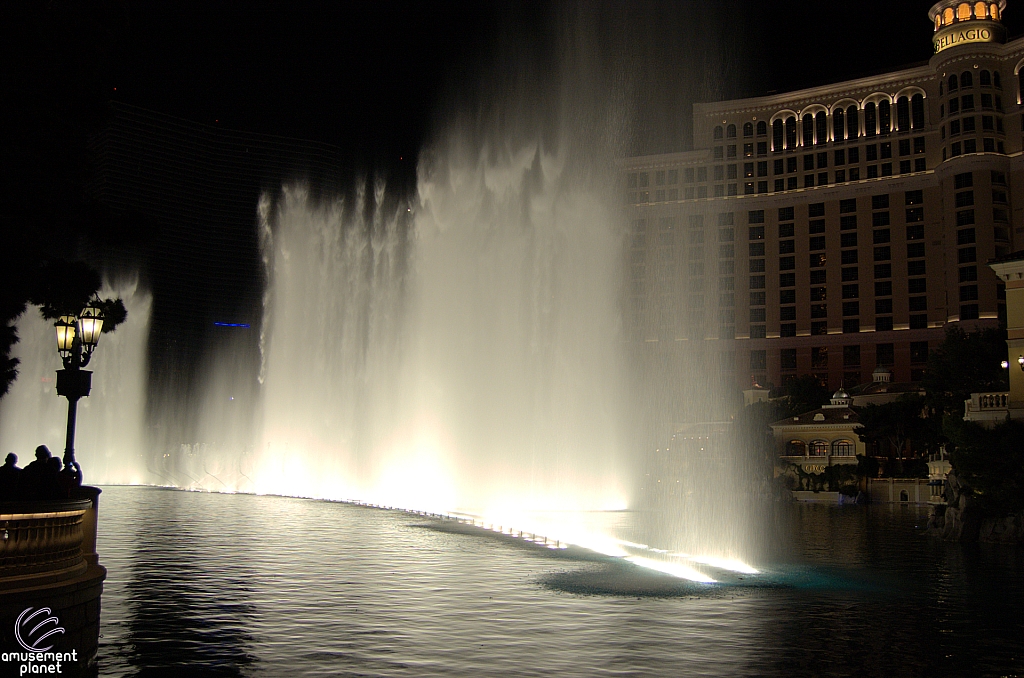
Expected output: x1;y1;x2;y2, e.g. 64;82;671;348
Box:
46;457;64;499
59;460;83;499
0;453;22;500
23;445;60;500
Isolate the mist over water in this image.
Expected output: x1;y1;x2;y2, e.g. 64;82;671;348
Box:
1;5;771;574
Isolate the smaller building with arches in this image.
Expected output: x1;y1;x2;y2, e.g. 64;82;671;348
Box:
770;389;865;474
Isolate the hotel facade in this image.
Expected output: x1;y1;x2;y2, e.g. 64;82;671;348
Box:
624;0;1023;391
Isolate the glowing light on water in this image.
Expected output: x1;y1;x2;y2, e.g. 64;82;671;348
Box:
625;556;717;584
687;555;759;575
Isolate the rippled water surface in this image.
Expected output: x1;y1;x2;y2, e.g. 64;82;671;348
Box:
95;487;1024;677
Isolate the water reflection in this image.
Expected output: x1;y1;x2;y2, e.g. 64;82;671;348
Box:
103;490;257;676
94;488;1024;677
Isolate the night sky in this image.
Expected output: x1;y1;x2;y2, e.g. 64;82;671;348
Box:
100;1;1024;174
4;0;1024;342
5;0;1024;184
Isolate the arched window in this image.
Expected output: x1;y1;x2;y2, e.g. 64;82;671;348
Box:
865;101;877;137
994;71;1002;89
757;120;767;136
713;126;724;140
786;440;806;456
896;97;910;132
949;74;959;91
879;99;891;134
961;71;973;88
816;111;828;145
785;117;797;150
935;14;942;30
911;94;925;129
833;108;845;141
939;81;944;95
958;2;971;20
803;114;814;146
975;1;988;18
832;440;854;456
991;3;1000;20
846;105;859;140
809;440;828;456
943;7;954;24
772;119;784;151
899;490;910;502
980;70;992;86
743;122;754;137
726;124;736;139
1018;70;1024;104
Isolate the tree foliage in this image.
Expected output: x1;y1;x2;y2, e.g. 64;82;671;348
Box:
946;418;1024;514
856;395;932;476
780;374;830;418
922;326;1008;418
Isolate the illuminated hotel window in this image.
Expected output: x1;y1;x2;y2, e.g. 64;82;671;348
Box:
958;3;971;21
847;106;859;139
865;102;877;136
912;95;924;131
944;7;954;25
785;117;798;149
975;1;988;18
816;112;828;144
992;3;1000;20
897;98;910;131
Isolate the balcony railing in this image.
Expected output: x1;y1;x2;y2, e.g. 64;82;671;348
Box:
0;487;100;589
964;391;1010;419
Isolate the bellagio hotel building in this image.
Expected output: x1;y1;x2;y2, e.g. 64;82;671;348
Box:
624;0;1023;391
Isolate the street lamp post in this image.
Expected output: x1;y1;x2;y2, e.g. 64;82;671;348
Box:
54;307;104;473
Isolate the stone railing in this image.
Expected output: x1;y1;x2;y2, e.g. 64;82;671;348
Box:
963;391;1010;421
0;487;101;589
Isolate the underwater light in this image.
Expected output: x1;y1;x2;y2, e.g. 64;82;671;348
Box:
686;555;759;575
625;556;716;583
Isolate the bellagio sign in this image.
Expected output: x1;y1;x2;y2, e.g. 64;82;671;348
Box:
933;24;997;53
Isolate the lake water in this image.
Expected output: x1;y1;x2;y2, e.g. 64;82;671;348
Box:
94;486;1024;677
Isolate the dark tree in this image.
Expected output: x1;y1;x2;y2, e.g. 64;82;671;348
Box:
946;418;1024;514
922;326;1008;418
781;374;831;417
856;395;930;476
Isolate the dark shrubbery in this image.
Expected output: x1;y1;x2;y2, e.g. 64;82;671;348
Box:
946;419;1024;515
